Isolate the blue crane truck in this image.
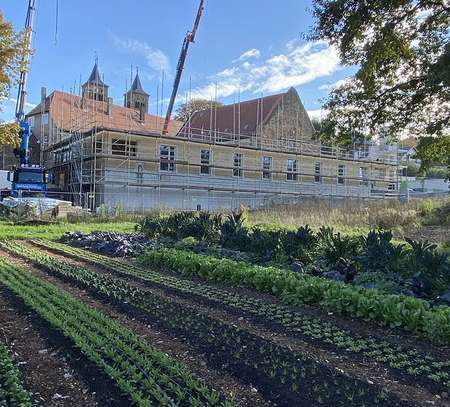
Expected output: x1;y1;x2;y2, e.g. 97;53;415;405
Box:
6;0;50;198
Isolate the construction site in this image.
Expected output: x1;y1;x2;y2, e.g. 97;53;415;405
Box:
3;0;400;213
24;74;399;212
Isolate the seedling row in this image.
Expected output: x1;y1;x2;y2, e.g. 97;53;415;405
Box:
0;257;232;407
30;239;450;392
0;339;34;407
1;240;417;406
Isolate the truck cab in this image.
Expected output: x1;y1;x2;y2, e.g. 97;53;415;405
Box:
8;165;48;197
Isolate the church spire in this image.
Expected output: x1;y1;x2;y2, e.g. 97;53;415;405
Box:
82;61;109;102
124;68;149;116
86;62;106;86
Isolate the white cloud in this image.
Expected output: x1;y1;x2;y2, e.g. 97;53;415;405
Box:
111;34;170;75
416;9;432;21
233;48;261;63
1;97;36;109
319;78;350;92
189;40;342;100
307;109;329;120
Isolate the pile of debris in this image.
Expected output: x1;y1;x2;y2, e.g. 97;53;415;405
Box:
64;231;151;257
1;197;81;219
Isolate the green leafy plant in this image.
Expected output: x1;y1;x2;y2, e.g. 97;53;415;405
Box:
358;230;406;274
220;209;250;249
30;239;450;390
0;256;232;407
3;241;421;406
405;238;450;296
317;226;360;265
0;341;35;406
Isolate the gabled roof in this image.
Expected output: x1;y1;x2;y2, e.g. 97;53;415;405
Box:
182;92;285;137
84;63;107;87
128;73;149;96
26;90;182;137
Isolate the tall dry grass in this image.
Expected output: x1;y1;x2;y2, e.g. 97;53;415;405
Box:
247;197;449;232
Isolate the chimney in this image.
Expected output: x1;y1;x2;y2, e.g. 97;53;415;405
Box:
107;97;113;116
40;87;47;102
139;105;145;122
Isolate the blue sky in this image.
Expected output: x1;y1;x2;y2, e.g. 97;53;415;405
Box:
1;0;355;122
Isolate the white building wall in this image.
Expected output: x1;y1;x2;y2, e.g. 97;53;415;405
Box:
100;167;371;211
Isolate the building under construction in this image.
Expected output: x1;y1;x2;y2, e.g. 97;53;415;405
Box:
24;62;399;212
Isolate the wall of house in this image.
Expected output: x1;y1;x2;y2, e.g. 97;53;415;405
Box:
73;130;397;210
260;88;314;146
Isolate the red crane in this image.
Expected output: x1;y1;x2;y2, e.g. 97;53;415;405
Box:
162;0;205;135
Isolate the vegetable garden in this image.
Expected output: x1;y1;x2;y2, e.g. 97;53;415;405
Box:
0;211;449;406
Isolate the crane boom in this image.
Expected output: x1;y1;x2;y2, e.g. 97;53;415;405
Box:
15;0;36;123
8;0;49;197
162;0;205;135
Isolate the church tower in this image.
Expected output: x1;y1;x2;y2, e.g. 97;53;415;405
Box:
124;71;149;116
82;62;109;102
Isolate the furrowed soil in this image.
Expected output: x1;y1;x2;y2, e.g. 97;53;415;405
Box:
0;248;271;407
0;289;121;406
16;242;450;406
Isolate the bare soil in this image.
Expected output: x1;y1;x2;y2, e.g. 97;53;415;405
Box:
0;289;113;406
0;248;271;407
16;243;450;406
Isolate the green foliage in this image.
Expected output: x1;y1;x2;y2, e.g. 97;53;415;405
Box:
174;236;199;250
317;226;360;265
220;209;250;248
310;0;450;142
137;211;223;241
138;247;450;344
0;12;27;105
358;230;405;274
415;135;450;179
0;341;34;406
405;238;450;296
283;225;319;264
5;241;407;406
136;210;449;297
247;225;284;259
0;255;231;406
354;272;402;295
30;239;450;391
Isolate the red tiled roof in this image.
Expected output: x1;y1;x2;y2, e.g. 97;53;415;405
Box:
27;90;183;137
182;92;284;137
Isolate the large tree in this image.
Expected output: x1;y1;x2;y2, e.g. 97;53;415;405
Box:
310;0;449;168
0;10;25;146
175;99;224;122
415;135;450;178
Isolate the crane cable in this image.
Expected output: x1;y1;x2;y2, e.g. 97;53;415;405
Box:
54;0;59;46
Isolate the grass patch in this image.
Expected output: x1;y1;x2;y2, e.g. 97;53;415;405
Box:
0;221;135;240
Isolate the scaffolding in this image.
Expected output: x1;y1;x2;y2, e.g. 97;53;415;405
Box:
41;85;400;212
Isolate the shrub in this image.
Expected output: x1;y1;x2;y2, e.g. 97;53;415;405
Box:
283;225;319;264
317;226;360;265
248;226;284;259
137;211;222;241
358;230;406;274
220;210;250;249
405;238;450;296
